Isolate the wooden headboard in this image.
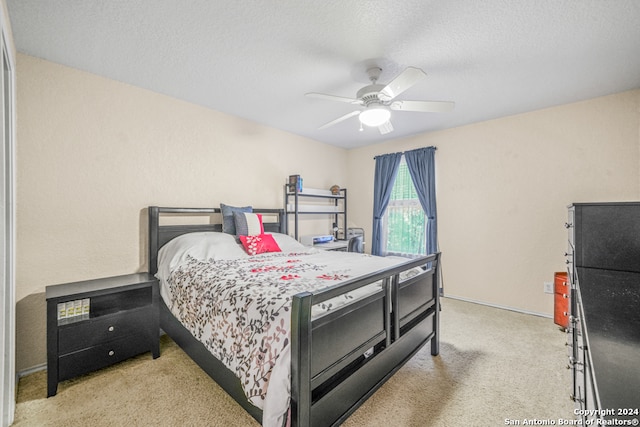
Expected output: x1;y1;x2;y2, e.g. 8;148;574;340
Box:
148;206;285;275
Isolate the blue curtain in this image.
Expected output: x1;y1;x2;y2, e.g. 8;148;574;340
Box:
371;152;402;256
404;147;438;255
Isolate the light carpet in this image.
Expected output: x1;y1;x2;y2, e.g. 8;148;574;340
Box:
13;298;574;426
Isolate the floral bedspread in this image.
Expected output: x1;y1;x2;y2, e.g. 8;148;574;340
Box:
165;250;410;426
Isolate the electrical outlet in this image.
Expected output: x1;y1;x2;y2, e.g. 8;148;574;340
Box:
544;282;554;294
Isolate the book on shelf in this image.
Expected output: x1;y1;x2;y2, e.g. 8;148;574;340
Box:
288;175;303;192
57;303;67;321
82;298;90;320
57;298;91;324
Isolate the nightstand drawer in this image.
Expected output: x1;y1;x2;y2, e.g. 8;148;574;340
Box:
58;334;151;382
58;307;152;354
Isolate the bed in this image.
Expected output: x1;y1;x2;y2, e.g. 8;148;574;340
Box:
148;206;440;427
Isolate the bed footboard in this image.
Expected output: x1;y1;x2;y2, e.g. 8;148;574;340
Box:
290;253;440;427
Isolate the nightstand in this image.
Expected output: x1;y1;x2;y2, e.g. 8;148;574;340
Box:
46;273;160;397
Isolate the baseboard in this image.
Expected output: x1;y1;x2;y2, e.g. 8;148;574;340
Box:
17;362;46;378
442;295;552;319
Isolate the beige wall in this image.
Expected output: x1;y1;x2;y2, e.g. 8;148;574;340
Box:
15;54;347;370
347;89;640;316
15;52;640;371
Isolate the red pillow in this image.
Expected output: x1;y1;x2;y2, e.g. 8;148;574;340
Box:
239;233;282;255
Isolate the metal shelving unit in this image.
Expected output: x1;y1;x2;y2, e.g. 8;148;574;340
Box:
284;184;347;240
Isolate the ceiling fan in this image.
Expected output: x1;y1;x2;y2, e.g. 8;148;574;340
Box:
306;66;454;135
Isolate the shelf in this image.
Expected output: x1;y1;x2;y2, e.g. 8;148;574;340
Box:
286;187;344;198
286;204;343;213
284;184;347;240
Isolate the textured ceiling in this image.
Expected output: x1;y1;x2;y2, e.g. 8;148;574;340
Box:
7;0;640;149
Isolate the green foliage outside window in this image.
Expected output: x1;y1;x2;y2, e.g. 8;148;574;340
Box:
385;163;427;256
390;163;417;201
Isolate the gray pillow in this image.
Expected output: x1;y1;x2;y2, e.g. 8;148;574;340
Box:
220;203;252;235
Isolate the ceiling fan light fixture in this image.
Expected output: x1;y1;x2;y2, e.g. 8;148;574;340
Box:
359;106;390;127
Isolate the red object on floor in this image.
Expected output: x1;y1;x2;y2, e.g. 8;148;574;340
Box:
554;271;569;329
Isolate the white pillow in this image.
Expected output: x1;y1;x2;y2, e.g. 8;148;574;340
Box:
270;233;309;253
156;232;247;284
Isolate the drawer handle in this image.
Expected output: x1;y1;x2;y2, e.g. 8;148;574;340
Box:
108;350;115;357
563;294;568;299
108;326;115;332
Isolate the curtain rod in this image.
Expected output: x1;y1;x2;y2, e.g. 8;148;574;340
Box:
373;146;437;160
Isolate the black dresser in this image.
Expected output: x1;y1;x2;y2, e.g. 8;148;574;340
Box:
566;203;640;423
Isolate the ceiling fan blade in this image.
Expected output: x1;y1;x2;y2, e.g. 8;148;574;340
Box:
318;110;361;130
306;92;362;105
378;67;427;101
390;100;455;113
378;120;394;135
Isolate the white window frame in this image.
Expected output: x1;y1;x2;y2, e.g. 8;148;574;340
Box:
381;159;427;258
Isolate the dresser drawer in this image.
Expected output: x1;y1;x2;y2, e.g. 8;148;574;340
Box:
58;334;151;382
58;307;152;354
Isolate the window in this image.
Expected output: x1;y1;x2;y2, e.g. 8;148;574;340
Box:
382;160;426;257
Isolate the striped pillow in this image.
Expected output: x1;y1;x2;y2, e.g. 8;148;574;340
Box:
233;212;264;237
